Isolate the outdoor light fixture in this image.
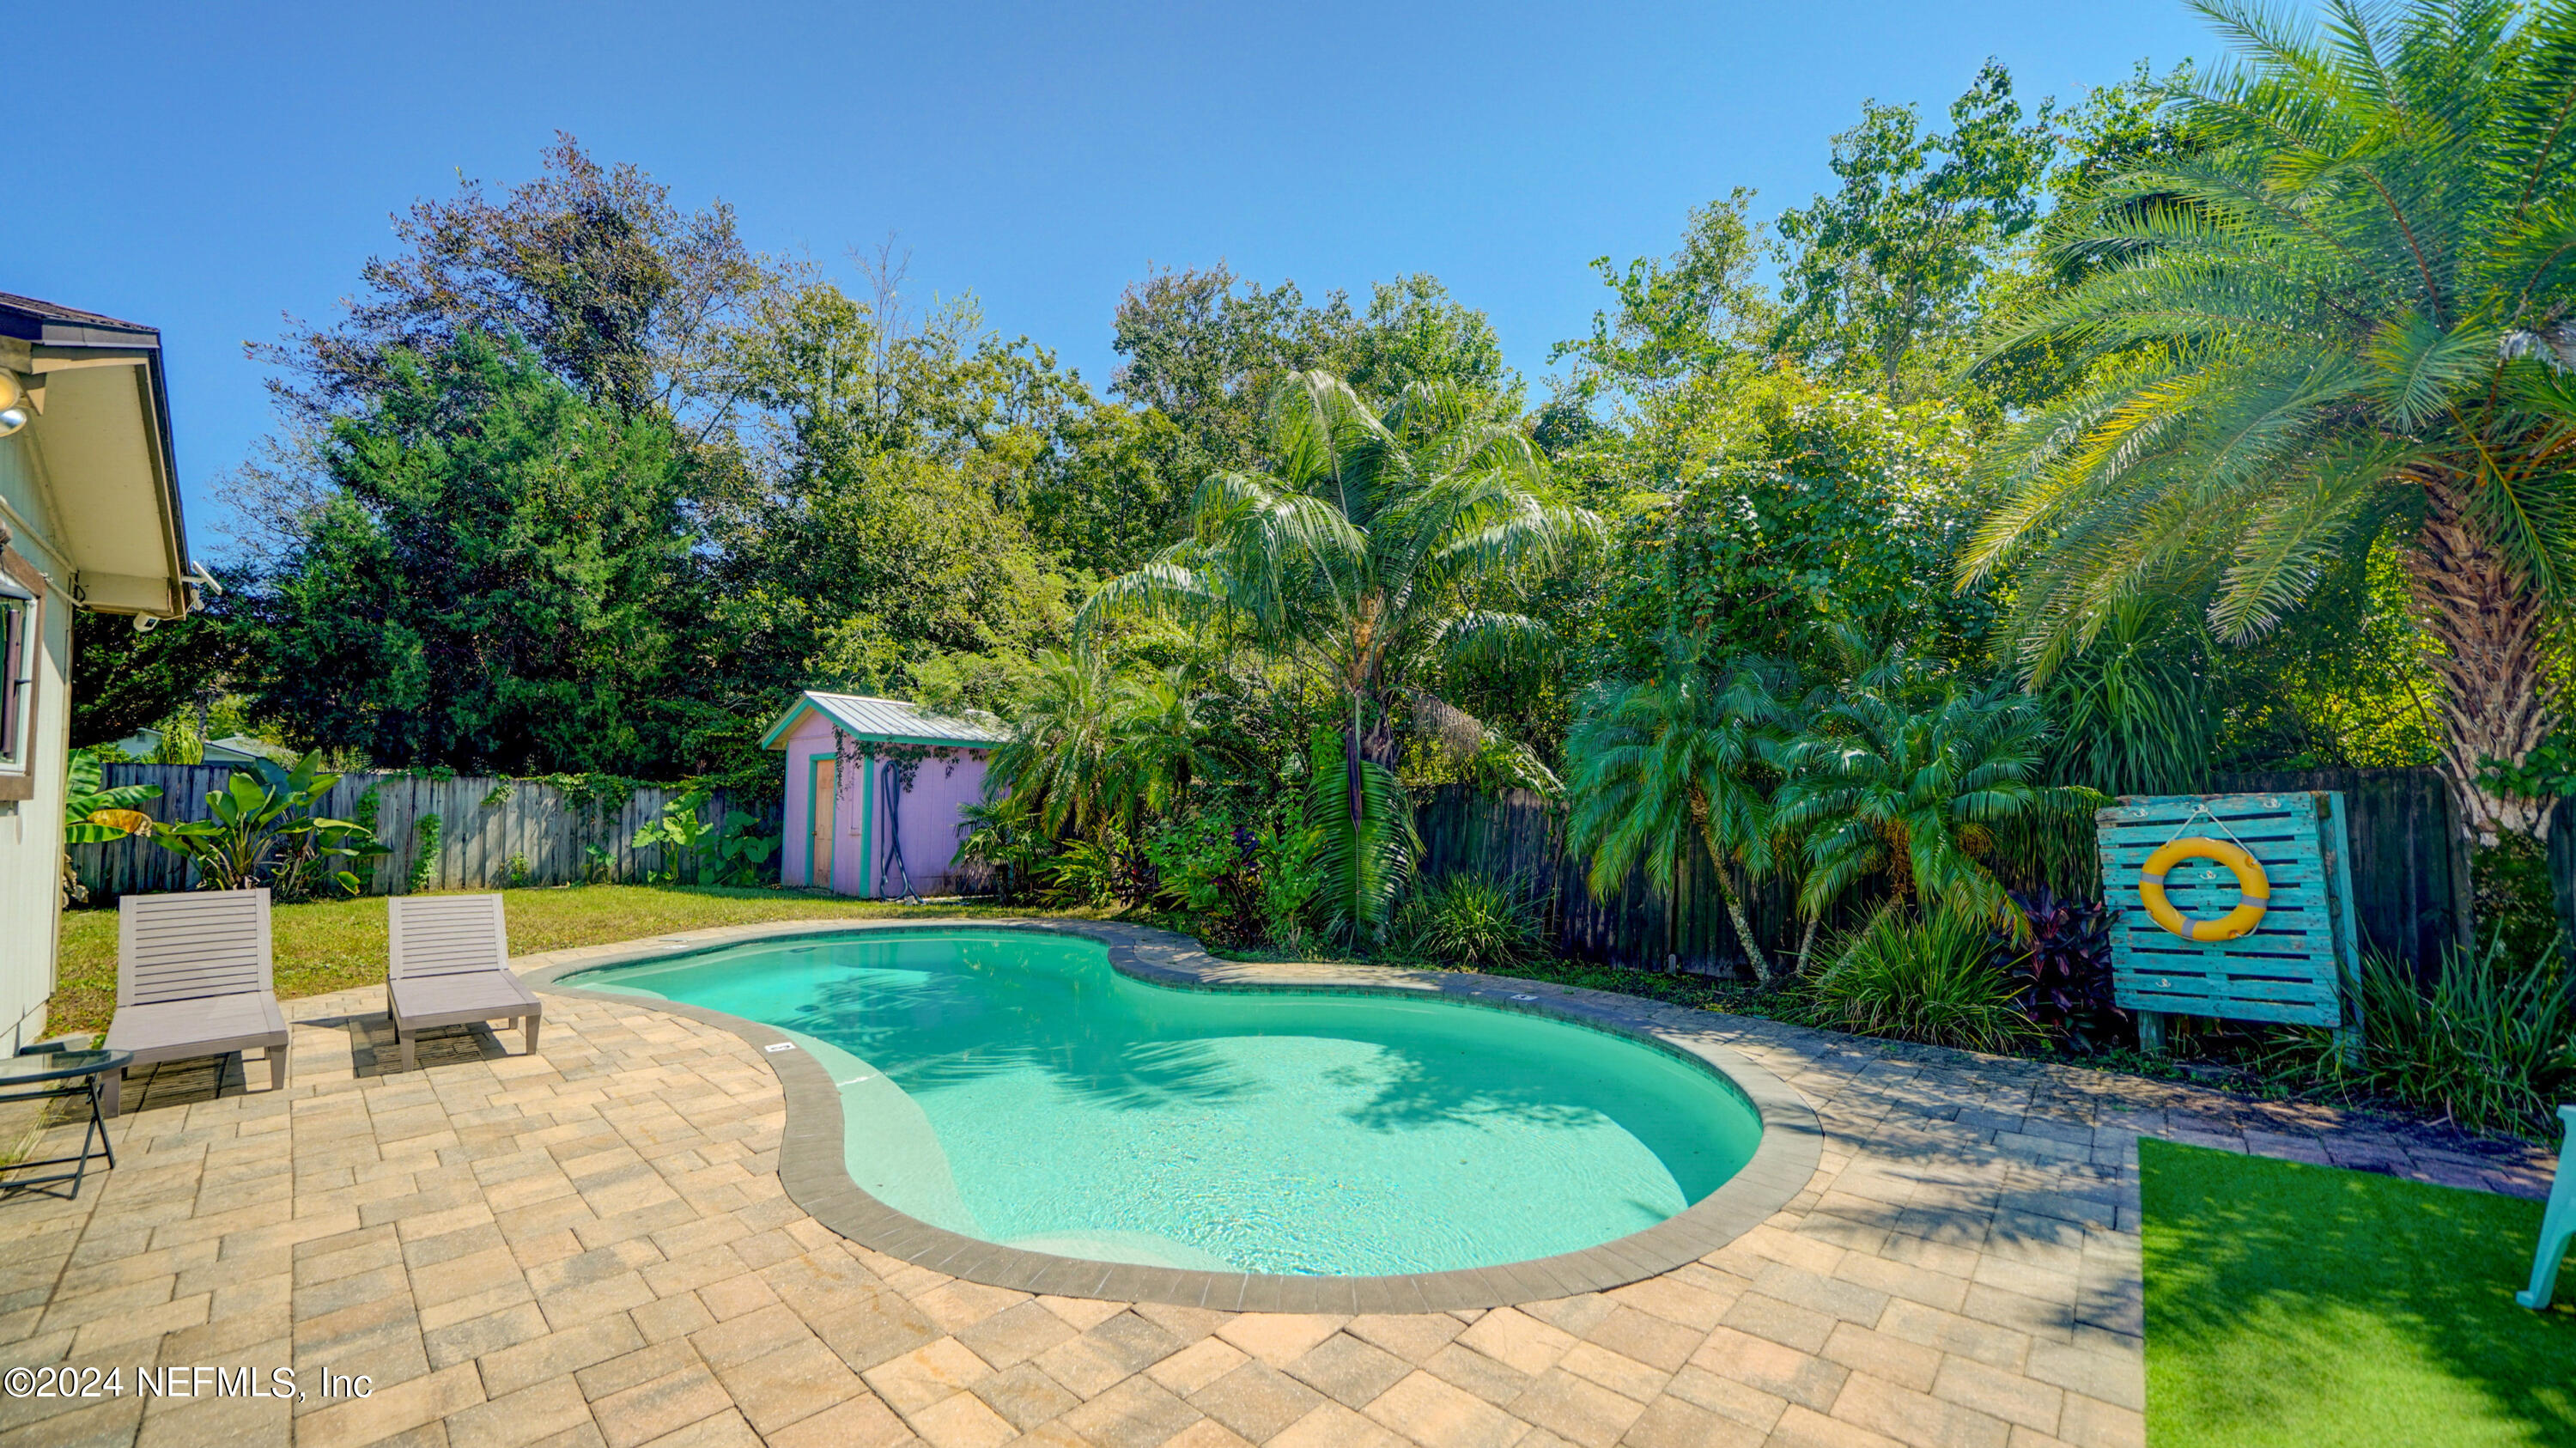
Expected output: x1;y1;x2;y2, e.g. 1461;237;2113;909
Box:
0;373;28;437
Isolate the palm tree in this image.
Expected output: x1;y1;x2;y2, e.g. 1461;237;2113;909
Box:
1774;666;2091;934
1081;372;1594;939
1966;0;2576;843
1565;639;1801;977
1103;666;1224;837
986;648;1126;839
952;794;1042;903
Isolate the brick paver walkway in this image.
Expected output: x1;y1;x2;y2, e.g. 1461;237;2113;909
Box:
0;928;2554;1448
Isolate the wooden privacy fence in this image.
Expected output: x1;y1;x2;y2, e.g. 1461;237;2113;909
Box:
67;764;782;901
1413;785;1811;976
2211;769;2470;974
1413;765;2471;979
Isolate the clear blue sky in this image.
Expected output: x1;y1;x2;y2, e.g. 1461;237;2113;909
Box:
17;1;2213;554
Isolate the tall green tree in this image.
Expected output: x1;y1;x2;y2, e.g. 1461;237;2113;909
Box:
69;587;246;749
1774;59;2058;401
1966;0;2576;843
1109;263;1352;478
257;133;777;426
1649;374;1994;672
246;334;693;774
696;279;1078;721
1552;189;1778;405
1081;372;1593;939
1105;267;1518;551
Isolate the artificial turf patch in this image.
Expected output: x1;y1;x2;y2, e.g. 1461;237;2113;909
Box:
2141;1138;2576;1447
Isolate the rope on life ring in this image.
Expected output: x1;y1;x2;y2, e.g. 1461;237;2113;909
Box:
2139;837;2269;942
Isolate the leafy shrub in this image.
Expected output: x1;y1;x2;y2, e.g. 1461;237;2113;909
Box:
1140;810;1334;952
1302;725;1416;946
952;798;1042;903
1036;840;1115;907
2470;833;2559;965
631;787;778;885
408;813;442;892
1145;813;1262;943
1255;818;1326;954
2281;943;2576;1139
2008;888;2123;1049
1805;904;2044;1054
1037;840;1154;907
61;749;164;906
1394;873;1546;969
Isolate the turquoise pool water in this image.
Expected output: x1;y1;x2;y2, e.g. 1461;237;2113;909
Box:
574;930;1762;1276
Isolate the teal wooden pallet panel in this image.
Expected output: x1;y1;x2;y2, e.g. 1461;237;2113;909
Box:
2099;792;2322;819
2109;918;2339;958
2107;908;2335;942
2102;819;2329;840
2113;947;2340;980
2099;791;2359;1031
2114;952;2339;981
2110;970;2336;1004
2097;849;2330;879
2115;992;2330;1027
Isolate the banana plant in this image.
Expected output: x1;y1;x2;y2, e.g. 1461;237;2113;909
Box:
153;750;385;897
63;750;161;843
61;749;161;904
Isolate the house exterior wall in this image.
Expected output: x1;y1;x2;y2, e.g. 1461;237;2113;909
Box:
0;424;76;1050
776;719;992;897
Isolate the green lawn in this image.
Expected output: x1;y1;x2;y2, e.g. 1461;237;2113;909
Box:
2142;1139;2576;1447
50;886;1096;1038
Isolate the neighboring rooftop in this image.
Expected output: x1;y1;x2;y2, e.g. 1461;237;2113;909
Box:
0;292;162;346
760;691;1007;749
105;728;301;766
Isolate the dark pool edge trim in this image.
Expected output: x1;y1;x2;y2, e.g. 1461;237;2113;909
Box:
518;917;1824;1311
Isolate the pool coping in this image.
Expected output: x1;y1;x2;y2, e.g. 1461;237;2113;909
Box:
518;916;1825;1311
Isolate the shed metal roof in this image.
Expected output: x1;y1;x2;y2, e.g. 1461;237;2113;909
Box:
758;691;1007;751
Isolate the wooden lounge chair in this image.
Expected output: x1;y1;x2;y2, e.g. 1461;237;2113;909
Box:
387;894;541;1072
101;888;291;1118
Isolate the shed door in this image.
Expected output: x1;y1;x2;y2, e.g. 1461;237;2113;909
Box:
809;758;837;889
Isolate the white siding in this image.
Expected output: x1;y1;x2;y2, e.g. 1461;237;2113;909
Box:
0;425;73;1049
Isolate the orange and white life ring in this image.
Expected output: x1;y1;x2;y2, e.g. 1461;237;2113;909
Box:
2139;837;2269;942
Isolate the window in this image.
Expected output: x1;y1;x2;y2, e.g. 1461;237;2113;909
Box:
0;566;33;771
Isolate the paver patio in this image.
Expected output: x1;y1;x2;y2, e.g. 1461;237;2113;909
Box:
0;920;2555;1448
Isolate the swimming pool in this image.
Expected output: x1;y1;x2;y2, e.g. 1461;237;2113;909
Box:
570;928;1765;1277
